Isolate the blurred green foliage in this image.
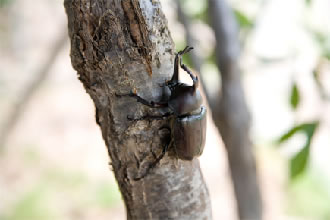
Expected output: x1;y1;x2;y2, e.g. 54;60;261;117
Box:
0;0;13;8
178;0;324;183
180;0;208;24
313;67;330;100
233;9;253;30
3;184;55;220
313;32;330;60
176;42;194;68
277;122;319;179
93;182;121;208
1;149;121;220
278;30;330;181
289;82;300;110
288;171;330;219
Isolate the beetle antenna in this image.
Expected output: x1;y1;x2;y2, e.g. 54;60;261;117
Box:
178;46;193;55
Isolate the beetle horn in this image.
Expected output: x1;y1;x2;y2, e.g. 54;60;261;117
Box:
170;46;194;83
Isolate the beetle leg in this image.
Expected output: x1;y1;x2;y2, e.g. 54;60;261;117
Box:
134;127;172;181
180;62;199;91
176;46;199;90
155;125;172;160
116;91;168;108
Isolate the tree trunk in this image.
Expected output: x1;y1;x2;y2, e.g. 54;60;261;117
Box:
208;0;263;219
64;0;212;219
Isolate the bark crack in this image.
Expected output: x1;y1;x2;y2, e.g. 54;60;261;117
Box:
121;0;153;75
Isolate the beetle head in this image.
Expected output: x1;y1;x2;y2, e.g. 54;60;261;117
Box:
168;83;202;116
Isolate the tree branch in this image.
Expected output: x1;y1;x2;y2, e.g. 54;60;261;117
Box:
208;0;263;219
64;0;212;219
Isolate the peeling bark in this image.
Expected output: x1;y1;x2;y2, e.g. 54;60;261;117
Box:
64;0;212;219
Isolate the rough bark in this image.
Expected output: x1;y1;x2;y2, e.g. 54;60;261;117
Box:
207;0;263;219
64;1;212;219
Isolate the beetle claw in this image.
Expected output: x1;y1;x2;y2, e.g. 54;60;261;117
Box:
127;115;135;121
133;139;172;181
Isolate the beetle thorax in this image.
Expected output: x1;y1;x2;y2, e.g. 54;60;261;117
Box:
168;84;202;116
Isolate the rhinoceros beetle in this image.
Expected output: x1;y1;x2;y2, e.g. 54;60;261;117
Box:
117;46;206;167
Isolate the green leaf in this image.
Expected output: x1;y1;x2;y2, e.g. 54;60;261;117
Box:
276;122;319;179
290;82;300;110
277;125;301;144
290;143;309;179
302;122;319;137
277;122;319;145
289;122;319;179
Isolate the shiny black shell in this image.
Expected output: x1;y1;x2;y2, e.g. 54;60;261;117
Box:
171;106;207;160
